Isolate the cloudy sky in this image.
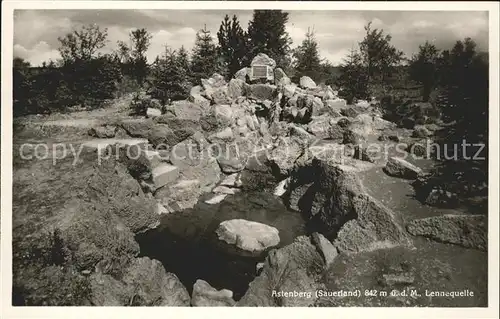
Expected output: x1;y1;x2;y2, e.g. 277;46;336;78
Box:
14;10;489;66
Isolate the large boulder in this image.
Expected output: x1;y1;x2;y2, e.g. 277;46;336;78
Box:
211;86;232;105
155;179;201;212
237;236;324;306
217;155;245;174
234;67;249;81
189;85;209;105
297;94;314;110
147;124;195;148
171;100;206;121
246;84;277;101
289;124;315;142
325;98;347;110
311;232;338;269
146;108;162;118
214;104;234;127
251;53;276;69
169;134;222;191
327;124;345;142
155;114;201;132
191;279;236;307
88;125;116;138
341;107;361;118
299;76;317;89
200;104;236;133
201;73;226;99
312;96;325;116
383;157;423;179
120;119;154;138
215;219;280;256
268;137;307;177
228;79;246;99
90;257;190;306
274;68;287;84
406;214;486;250
285;160;411;253
282;83;297;98
12;151;159;306
207;127;235;143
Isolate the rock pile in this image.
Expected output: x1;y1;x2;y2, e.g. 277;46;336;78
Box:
71;52;487;307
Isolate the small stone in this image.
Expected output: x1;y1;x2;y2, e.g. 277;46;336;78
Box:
381;273;415;286
274;178;290;197
220;173;240;187
213;185;239;195
217;156;245;174
205;194;228;205
256;262;264;274
146;108;162;118
191;279;236;307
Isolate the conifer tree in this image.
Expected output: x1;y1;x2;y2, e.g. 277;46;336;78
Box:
177;45;191;75
191;25;219;83
151;46;191;104
217;14;249;79
292;28;322;82
247;10;292;68
129;28;152;85
336;48;369;104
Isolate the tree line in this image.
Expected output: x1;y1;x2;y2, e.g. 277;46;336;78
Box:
12;10;488;203
13;10;488;143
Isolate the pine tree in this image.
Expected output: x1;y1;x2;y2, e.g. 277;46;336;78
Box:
247;10;292;68
191;25;219;83
292;28;321;82
336;48;369;104
151;46;191;104
217;14;249;79
177;45;191;75
129;28;152;85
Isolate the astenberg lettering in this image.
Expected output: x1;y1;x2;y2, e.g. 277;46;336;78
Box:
271;290;313;298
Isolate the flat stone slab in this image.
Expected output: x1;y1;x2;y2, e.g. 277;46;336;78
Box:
147;108;162;118
204;194;228;205
42;118;102;128
81;138;148;152
406;214;487;250
215;219;280;255
384;157;423;179
152;164;180;189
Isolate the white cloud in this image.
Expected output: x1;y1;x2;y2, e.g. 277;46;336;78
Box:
13;10;489;66
14;42;61;66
